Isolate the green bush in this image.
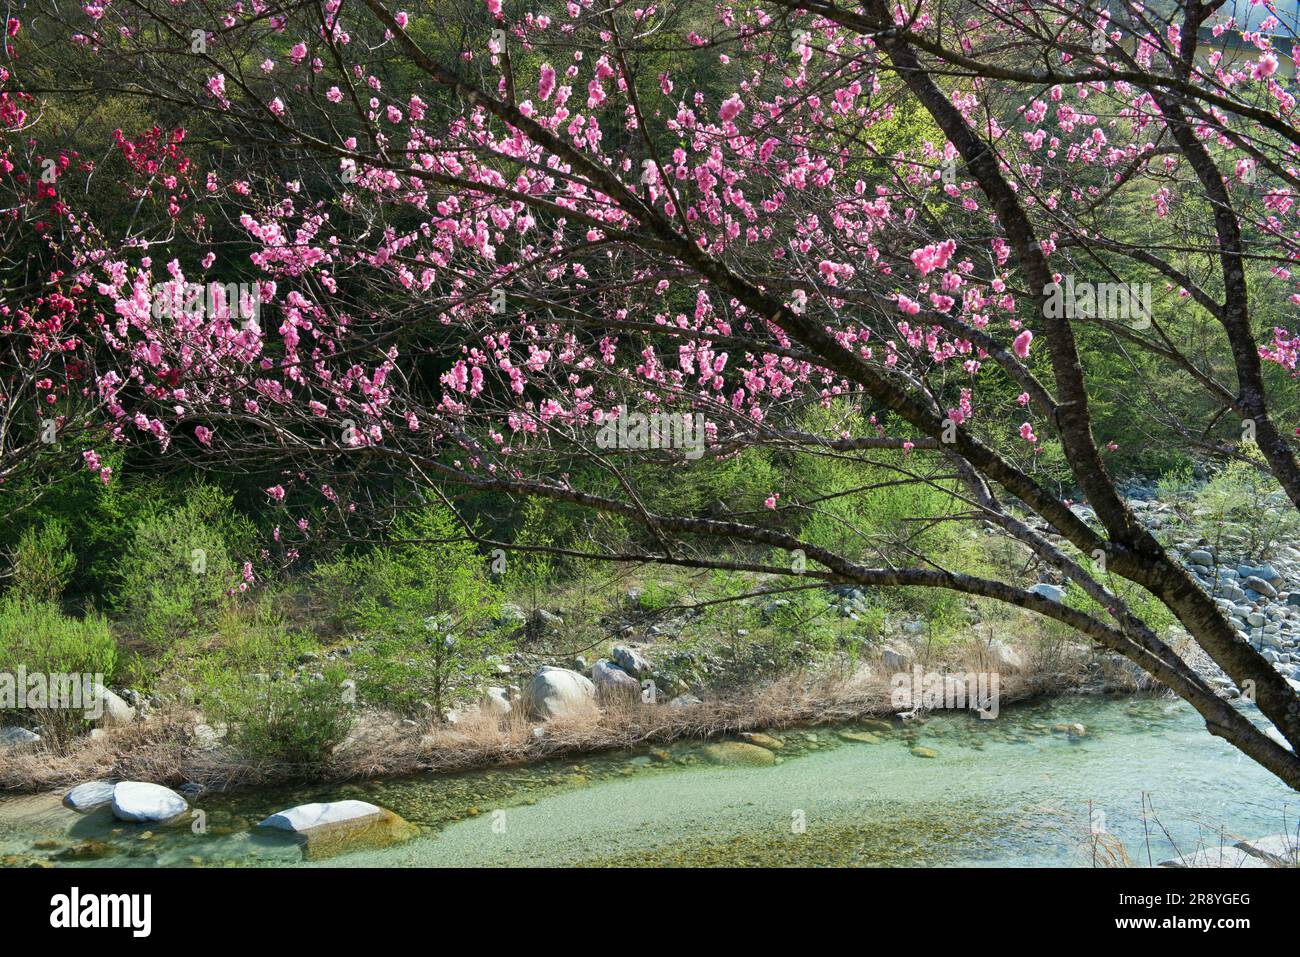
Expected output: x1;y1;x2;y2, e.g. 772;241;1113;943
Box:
7;520;76;604
0;597;118;680
500;497;554;615
112;484;253;646
0;597;119;746
343;504;508;718
1187;456;1300;559
192;607;350;769
756;588;839;656
198;665;354;769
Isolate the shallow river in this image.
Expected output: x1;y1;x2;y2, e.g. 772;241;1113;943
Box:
1;694;1296;867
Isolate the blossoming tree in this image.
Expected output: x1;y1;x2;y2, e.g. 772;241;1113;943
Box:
9;0;1300;786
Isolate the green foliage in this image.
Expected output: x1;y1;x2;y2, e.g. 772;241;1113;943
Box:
8;520;76;604
112;484;253;646
760;588;839;655
0;597;119;745
796;446;967;567
503;497;554;612
192;606;349;769
637;446;781;523
198;666;354;770
1063;576;1178;639
636;577;679;613
1155;464;1196;501
1182;455;1300;559
695;570;762;650
342;504;507;717
0;597;119;680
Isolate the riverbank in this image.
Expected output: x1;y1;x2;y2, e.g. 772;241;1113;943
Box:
2;694;1296;868
0;632;1115;799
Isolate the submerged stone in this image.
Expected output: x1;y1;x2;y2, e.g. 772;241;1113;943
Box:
860;719;895;733
701;742;777;767
1234;834;1299;867
53;840;114;861
838;731;883;744
258;800;418;861
910;746;939;759
1158;846;1269;868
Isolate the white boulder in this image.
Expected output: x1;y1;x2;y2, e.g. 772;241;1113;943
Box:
528;666;597;720
881;645;909;672
259;800;383;833
111;782;188;822
63;781;116;812
985;639;1024;671
1029;583;1065;603
485;686;512;717
257;800;417;860
611;645;653;678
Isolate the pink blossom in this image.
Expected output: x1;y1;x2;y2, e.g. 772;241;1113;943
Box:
1252;53;1279;80
910;240;956;276
1012;330;1033;359
719;95;744;122
538;63;557;101
266;484;286;502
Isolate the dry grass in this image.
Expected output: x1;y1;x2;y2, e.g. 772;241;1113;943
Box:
0;638;1096;798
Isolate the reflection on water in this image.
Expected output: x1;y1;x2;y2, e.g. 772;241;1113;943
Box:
1;695;1295;867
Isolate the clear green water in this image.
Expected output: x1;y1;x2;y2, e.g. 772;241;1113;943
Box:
2;695;1296;867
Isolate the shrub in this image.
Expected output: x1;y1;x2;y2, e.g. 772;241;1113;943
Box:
345;504;508;718
0;597;118;746
500;497;554;615
7;520;76;604
192;608;350;769
112;483;253;646
1185;456;1300;560
0;597;119;681
198;665;355;770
